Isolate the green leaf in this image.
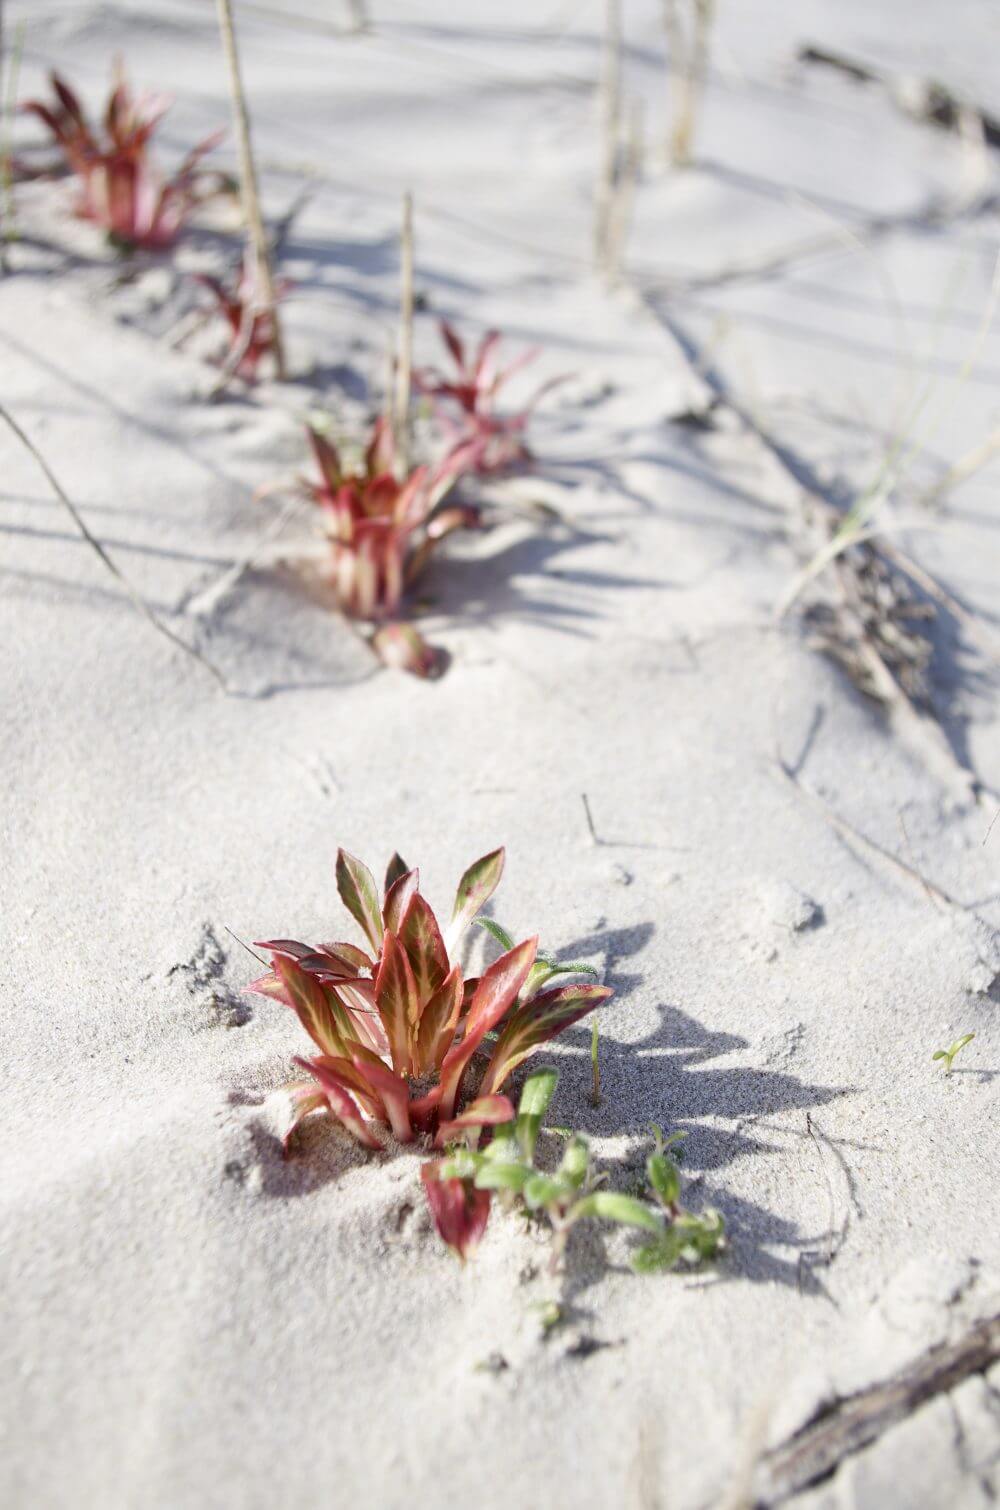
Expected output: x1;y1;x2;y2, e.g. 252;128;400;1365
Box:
439;1149;482;1181
336;849;384;952
523;1173;569;1212
631;1210;725;1273
557;1134;591;1191
931;1050;947;1061
515;1067;558;1161
482;1123;518;1160
569;1192;664;1235
446;848;505;954
473;916;516;953
647;1151;681;1209
474;1162;532;1194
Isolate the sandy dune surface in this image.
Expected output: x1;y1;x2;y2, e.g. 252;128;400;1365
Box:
2;3;999;1506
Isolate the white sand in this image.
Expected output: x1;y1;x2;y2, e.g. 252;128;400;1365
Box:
2;3;999;1506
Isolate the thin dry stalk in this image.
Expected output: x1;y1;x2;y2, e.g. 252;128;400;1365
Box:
215;0;287;379
0;8;25;274
345;0;368;32
774;759;958;911
605;97;644;284
662;0;713;166
594;0;621;271
393;190;414;474
917;419;1000;509
0;403;227;691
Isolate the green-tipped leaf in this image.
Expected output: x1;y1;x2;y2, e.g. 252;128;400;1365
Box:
472;916;516;953
570;1192;664;1235
399;892;449;1004
515;1067;558;1161
373;930;419;1075
437;937;537;1121
414;965;464;1075
383;868;419;935
336;848;384;952
480;983;612;1097
275;957;346;1057
446;847;505;954
294;1055;383;1150
421;1162;491;1261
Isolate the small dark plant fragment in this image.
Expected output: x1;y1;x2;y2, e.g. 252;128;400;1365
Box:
804;538;935;706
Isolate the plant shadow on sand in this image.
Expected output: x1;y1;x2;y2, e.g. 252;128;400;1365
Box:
416;521;672;640
237;915;850;1299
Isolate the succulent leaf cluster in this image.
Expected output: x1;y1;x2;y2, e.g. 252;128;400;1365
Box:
22;69;225;250
250;846;610;1256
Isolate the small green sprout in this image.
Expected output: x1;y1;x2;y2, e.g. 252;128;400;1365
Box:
441;1072;726;1275
474;916;600;998
932;1033;975;1074
534;1300;564;1336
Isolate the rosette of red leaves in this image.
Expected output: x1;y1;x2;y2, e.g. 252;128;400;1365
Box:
193;250;290;382
415;319;565;478
21;68;224;250
249;846;611;1258
303;417;476;622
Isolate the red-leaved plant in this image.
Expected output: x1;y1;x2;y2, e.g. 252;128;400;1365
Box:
21;68;224;250
249;846;611;1258
415;320;565;477
298;416;477;675
194;251;290;382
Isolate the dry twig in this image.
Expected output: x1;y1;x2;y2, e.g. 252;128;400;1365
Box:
393;190;414;473
216;0;287;380
0;403;227;690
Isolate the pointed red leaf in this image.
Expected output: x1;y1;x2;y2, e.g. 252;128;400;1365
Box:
440;319;466;373
414;964;464;1075
434;1094;515;1148
480;984;613;1096
306;426;341;490
318;940;374;975
421;1162;491;1261
306;1053;385;1120
275;957;348;1057
399;892;449;1006
437;936;537;1120
279;1079;328;1155
348;1046;413;1143
383;867;419;935
373;930;419;1074
445;847;505;954
335;848;384;952
295;1056;383;1150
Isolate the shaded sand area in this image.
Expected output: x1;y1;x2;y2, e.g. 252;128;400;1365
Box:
2;3;999;1506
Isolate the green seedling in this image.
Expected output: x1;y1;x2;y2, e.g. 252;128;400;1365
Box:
932;1033;975;1074
441;1072;725;1275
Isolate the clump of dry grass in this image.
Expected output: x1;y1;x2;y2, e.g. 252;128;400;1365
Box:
803;535;935;706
